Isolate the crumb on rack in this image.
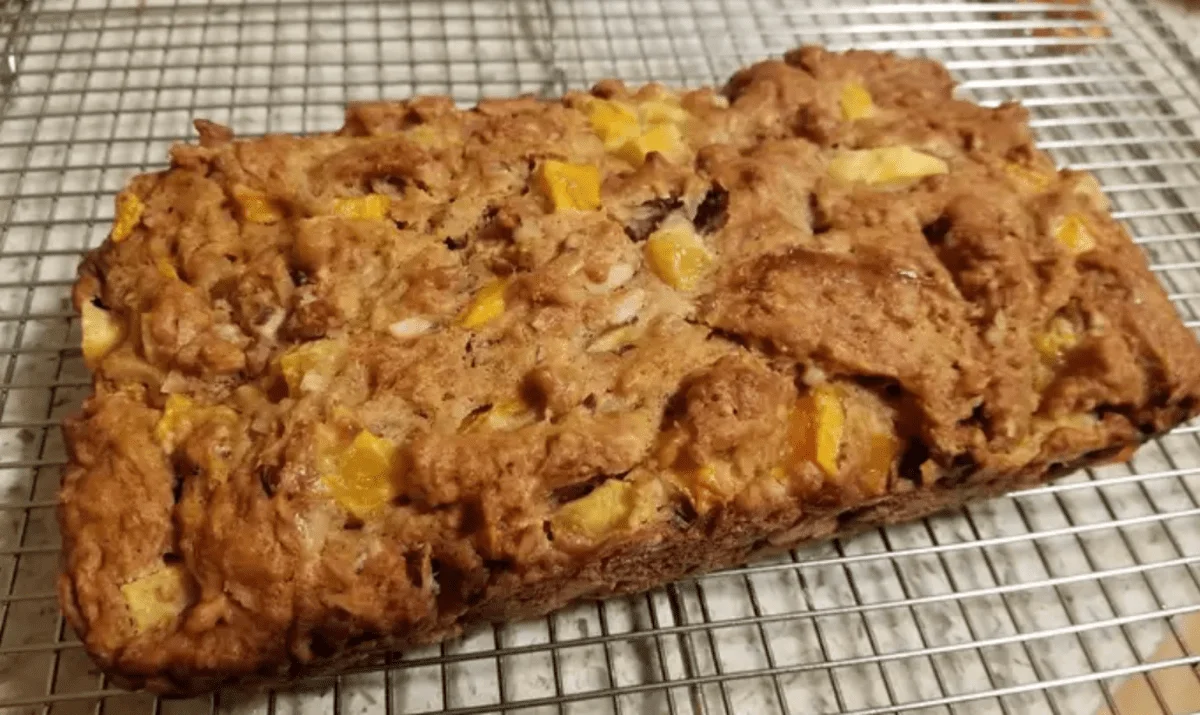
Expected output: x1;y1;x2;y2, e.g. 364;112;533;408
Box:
994;0;1111;53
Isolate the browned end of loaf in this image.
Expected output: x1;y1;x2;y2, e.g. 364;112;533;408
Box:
59;45;1200;693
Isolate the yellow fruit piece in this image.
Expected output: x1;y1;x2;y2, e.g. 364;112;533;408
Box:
638;97;689;126
155;258;179;280
481;399;531;429
155;394;196;446
537;160;602;212
405;124;440;147
121;564;190;633
153;393;237;458
1034;317;1079;364
644;224;713;291
828;146;949;186
790;384;845;477
616;122;683;166
1004;162;1051;194
862;432;897;496
111;192;145;243
278;339;344;396
813;387;846;476
333;193;392;221
459;279;508;329
693;463;737;497
460;398;531;432
323;430;399;519
585;93;689;162
587;99;641;150
490;399;527;419
587;325;638;353
233;185;284;224
1054;213;1096;254
840;81;875;121
553;479;636;539
81;302;124;368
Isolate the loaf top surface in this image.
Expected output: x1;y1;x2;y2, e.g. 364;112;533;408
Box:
62;46;1200;684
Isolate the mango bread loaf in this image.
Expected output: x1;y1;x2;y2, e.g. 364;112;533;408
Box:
61;46;1200;693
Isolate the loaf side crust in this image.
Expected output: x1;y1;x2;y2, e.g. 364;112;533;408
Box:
60;46;1200;693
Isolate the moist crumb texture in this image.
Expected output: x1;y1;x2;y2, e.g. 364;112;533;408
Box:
60;46;1200;693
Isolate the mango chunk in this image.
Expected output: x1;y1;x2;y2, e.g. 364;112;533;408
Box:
278;339;344;396
1034;316;1079;364
322;429;399;519
840;81;875;121
459;279;509;329
405;124;441;148
153;393;237;459
790;384;845;477
154;394;196;446
554;480;632;538
692;462;741;500
333;193;392;221
537;160;601;212
584;91;690;165
121;564;190;633
233;185;284;224
1004;162;1052;194
638;97;689;126
587;324;639;354
155;258;179;280
553;478;661;540
812;387;846;476
828;147;949;186
460;398;533;432
584;93;690;159
587;99;641;150
862;432;898;496
644;224;712;291
81;302;124;368
1054;213;1096;254
615;122;683;166
111;192;145;243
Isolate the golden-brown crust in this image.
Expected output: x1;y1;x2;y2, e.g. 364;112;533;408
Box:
60;46;1200;693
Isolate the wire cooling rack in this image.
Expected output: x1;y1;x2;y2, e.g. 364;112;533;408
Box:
3;0;1200;713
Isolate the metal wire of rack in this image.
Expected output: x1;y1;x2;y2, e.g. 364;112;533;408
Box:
1;0;1200;713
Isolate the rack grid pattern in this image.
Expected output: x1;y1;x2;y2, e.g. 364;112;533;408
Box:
3;1;1200;713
